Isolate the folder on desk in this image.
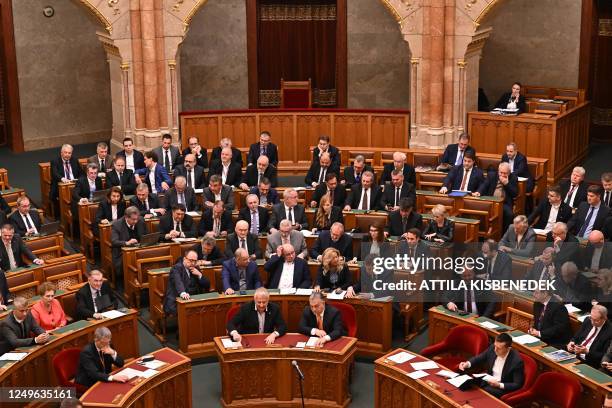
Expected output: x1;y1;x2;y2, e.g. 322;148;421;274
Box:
449;190;470;197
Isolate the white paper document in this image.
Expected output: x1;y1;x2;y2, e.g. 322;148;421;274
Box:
447;374;473;388
533;228;548;235
306;337;320;347
194;189;203;194
407;370;429;379
139;369;158;378
565;304;581;313
100;310;125;319
295;342;306;348
141;359;165;370
387;351;416;364
115;367;145;380
221;338;241;349
410;361;439;370
327;291;346;300
512;334;540;345
577;314;589;322
0;352;28;361
474;373;495;382
280;288;297;295
301;229;314;237
479;321;499;329
436;370;459;378
296;288;313;296
186;211;200;217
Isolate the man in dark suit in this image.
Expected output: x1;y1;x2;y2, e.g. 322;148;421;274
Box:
163;249;210;314
299;292;345;346
164;176;198;212
221;248;262;294
502;142;534;191
203;174;235;210
560;166;588;210
445;267;495;318
528;185;572;231
50;144;83;202
567;305;612;368
475;162;518;231
305;152;340;187
342;154;374;188
224;220;263;259
191;236;226;266
75;326;127;388
116;137;145;171
343;171;382;211
0;224;43;271
557;261;593;311
269;188;309;232
135;151;172;194
110;206;145;275
498;215;536;258
528;288;572;348
238;194;270;235
159;204;196;241
247;131;279;167
582;230;612;271
9;196;42;237
209;147;242;187
249;178;280;207
524;247;558;282
265;244;311;289
198;201;234;238
477;239;512;281
312;135;340;169
568;185;610;238
602;172;612;208
1;296;49;351
173;153;206;189
440;133;476;167
152;133;181;174
239;155;277;189
0;195;10;226
72;164;103;222
227;288;287;344
439;152;484;193
310;172;346;208
87;142;113;172
182;136;208;169
380;151;416;186
546;222;581;269
0;269;9;310
130;184;166;218
311;222;353;260
106;156;137;195
75;270;118;320
381;169;416;211
458;333;525;398
210;137;243;168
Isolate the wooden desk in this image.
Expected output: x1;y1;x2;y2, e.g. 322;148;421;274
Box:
178;294;392;359
79;202;100;261
375;349;509;407
428;306;611;408
38;162;53;218
0;167;9;190
58;182;76;239
215;333;356;407
0;187;26;209
80;347;192;408
23;232;69;261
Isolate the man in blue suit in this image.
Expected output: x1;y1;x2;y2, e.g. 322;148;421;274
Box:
135;150;172;194
264;244;312;289
440;133;476;167
439;151;484;194
222;248;262;295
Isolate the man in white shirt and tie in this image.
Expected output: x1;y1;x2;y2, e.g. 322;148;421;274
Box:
9;196;41;236
567;305;612;367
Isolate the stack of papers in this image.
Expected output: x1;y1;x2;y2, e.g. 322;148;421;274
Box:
436;370;458;378
327;291;346;300
474;373;495;382
280;288;297;295
306;337;320;347
115;367;146;381
410;361;438;370
577;314;589;322
512;334;541;345
140;359;165;370
0;352;28;361
296;288;313;296
565;304;581;313
100;310;125;319
387;351;416;364
221;338;241;349
479;321;500;329
407;370;428;379
447;374;473;388
295;342;306;348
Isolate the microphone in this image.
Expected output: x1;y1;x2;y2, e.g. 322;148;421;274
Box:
292;360;304;380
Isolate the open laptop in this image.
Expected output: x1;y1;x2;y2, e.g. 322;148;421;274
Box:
39;221;60;236
138;232;161;247
92;189;109;202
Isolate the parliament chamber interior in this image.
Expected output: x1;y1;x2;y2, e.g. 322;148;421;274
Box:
0;0;612;407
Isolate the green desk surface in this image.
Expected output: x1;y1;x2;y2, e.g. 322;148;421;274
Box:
433;305;475;319
474;316;512;331
149;267;172;274
53;319;91;334
573;364;612;384
189;292;220;301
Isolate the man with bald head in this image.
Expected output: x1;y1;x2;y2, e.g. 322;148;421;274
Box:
305;151;339;187
582;230;612;271
311;222;353;261
210;137;243;167
227;287;286;345
380;151;416;185
209;145;242;187
240;155;277;189
225;220;263;259
568;304;612;368
265;244;311;289
173;153;206;188
222;248;262;294
165;176;198;212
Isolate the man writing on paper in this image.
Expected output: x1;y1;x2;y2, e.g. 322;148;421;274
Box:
75;326;127;388
163;249;211;315
298;292;345;347
226;287;287;345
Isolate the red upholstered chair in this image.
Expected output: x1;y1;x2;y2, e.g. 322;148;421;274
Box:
500;353;537;402
225;304;241;326
52;348;89;395
280;78;312;108
503;372;582;408
420;325;489;371
329;301;357;337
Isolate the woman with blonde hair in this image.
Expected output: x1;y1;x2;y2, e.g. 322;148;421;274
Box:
314;247;353;294
31;282;67;331
422;204;454;243
313;194;343;231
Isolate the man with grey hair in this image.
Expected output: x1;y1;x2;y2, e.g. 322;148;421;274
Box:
546;221;580;268
499;214;536;257
193;235;226;266
1;296;48;351
73;163;103;205
209;146;242;187
567;304;612;368
524;247;557;282
75;326;127;388
265;219;308;259
560;166;588;209
342;154;374;188
9;196;41;237
221;248;262;295
474;162;518;231
344;170;382;211
238;193;270;235
88;142;112;172
557;261;593;311
380;151;416;186
210;137;243;167
269;188;308;232
164;175;197;212
50;143;82;203
111;206;145;274
224;220;262;259
311;222;353;261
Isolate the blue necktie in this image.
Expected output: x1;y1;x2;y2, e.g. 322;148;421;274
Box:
578;206;595;237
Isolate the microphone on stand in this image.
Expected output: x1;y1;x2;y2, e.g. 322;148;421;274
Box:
292;360;304;380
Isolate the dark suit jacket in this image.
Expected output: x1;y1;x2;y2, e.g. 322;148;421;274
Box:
227;300;287;335
312;206;344;231
0;196;10;225
249;186;280;205
209;160;242;187
106;169;137;195
316;264;352;291
345;184;383;211
110;217;145;266
528;199;572;229
72;176;104;202
556;274;593;311
269;203;309;230
582;243;612;271
210;146;243;167
312;146;341;169
9;210;42;237
241;164;278;188
440;144;476;166
386;210;423;236
172;164;206;189
75;281;117;320
50;156;83;199
501;152;534;191
571;319;612;368
380;163;417;186
264;255;311;289
560;179;588;209
135;164;172;193
164;187;198;212
221;258;262;291
87;154;114;172
381;182;416;209
116;149;145;170
423;219;455;243
545;232;581;269
311;184;347;208
152;146;181;171
478;251;512;281
224;233;263;259
94;201;126;235
203;185;235;210
342;165;374;188
247;142;279;167
181;146;208;169
1;312;45;350
468;346;525;394
494;92;527;113
191;242;226;266
129;194;161;217
298;304;345;340
0;270;9;306
533;300;572;347
305;162;340;186
158;213;196;239
568;202;610;237
444;282;496;318
443;166;484;192
311;231;353;260
163;261;210;314
477;172;518;208
524;260;557;282
0;236;37;270
75;342;125;388
198;209;234;236
238;207;270;234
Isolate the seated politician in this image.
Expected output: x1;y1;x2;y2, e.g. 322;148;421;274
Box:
75;326;127;388
474;162;517;231
0;223;44;271
385;197;423;238
265;219;308;259
314;247;353;294
445;267;495;318
159;204;196;241
9;196;42;237
499;214;536;257
568;185;610;239
341;154;374;188
439;151;484;194
458;333;525;398
422;204;454;244
93;187;126;236
269;188;309;232
306;152;340;188
360;224;392;260
381;169;416;211
557;261;593;311
527;288;572;348
31;282;67;331
299;292;346;346
163;249;211;315
76;270;117;321
524;247;558;282
224;220;263;260
87;141;112;172
343;171;382;211
192;236;226;267
312;194;343;231
203;175;235;210
227;287;287;345
380;151;416;186
546;222;580;269
567;304;612;368
312;135;341;169
439;133;476;168
477;240;512;281
164;176;198;212
583;230;612;272
1;296;49;351
199;200;233;238
173;153;206;189
528;184;572;232
247;131;278;167
353;254;394;297
106;156;137;195
239;155;277;190
238;194;270;235
310;172;346;209
311;222;353;261
249;177;279;207
264;244;311;289
208;146;242;187
130;183;166;218
493;82;526;113
110;206;145;274
222;248;262;295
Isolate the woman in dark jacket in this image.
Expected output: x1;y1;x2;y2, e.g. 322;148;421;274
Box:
314;247;352;293
494;82;527;114
94;186;126;236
